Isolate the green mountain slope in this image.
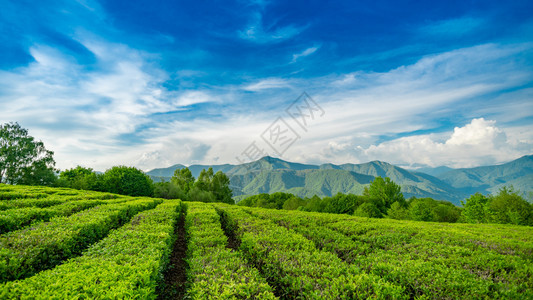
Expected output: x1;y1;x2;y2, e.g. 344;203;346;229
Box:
146;155;533;204
438;155;533;196
235;169;373;199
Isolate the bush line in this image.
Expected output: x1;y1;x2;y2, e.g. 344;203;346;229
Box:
0;198;161;282
214;204;405;299
184;202;277;299
0;200;182;298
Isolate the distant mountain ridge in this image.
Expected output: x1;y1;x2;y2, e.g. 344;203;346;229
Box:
438;155;533;196
146;155;533;205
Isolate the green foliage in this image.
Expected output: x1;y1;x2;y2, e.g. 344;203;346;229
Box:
153;181;187;199
101;166;154;197
461;193;489;223
408;199;434;221
407;198;462;222
0;199;124;234
185;202;277;299
387;201;409;220
211;171;233;204
0;122;56;186
194;167;214;191
282;196;306;210
1;201;181;298
485;186;532;225
1;185;531;299
322;193;364;214
171;168;195;193
58;166;102;190
354;202;383;218
238;192;297;209
363;176;405;214
0;198;160;282
172;167;233;204
461;187;533;226
188;186;216;203
301;195;327;212
218;205;405;298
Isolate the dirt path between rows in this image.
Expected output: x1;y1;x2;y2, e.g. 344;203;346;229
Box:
157;211;188;299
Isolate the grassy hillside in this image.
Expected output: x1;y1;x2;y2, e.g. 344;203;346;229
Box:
1;184;532;299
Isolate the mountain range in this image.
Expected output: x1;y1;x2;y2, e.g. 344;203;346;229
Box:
147;155;533;205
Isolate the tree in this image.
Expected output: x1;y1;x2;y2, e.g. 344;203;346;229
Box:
408;199;435;222
59;166;101;190
432;202;461;223
323;193;364;214
363;177;405;214
171;168;195;193
485;186;532;226
101;166;154;197
354;202;382;218
302;195;327;212
194;167;214;191
0;122;56;185
154;181;188;200
188;186;216;203
461;193;489;224
387;201;409;220
282;196;306;210
211;171;233;204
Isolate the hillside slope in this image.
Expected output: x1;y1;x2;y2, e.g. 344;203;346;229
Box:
438;155;533;196
148;156;467;203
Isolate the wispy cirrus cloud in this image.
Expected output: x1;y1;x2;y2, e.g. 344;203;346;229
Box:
291;45;320;63
238;12;308;43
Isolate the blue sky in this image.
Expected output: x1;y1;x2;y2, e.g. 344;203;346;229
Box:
1;0;532;171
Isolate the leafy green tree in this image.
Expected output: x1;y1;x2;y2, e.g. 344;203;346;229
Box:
194;167;214;191
0;122;56;185
354;201;382;218
238;193;270;207
101;166;154;197
154;182;187;200
211;171;233;204
363;177;405;214
387;201;409;220
322;193;365;214
188;186;216;203
302;195;327;212
432;202;461;223
59;166;101;190
485;186;532;226
282;196;306;210
408;199;435;222
171;168;195;193
461;193;489;223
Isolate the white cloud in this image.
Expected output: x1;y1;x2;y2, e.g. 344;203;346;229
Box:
238;13;307;43
174;90;215;106
291;45;320;63
242;78;292;91
319;118;532;168
0;37;176;170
